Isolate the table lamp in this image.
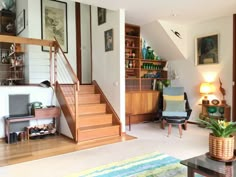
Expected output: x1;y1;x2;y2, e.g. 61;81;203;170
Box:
200;82;213;104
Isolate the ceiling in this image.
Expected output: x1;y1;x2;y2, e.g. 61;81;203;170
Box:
75;0;236;25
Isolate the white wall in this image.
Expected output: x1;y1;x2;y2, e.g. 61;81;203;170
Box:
12;0;75;137
159;20;187;59
91;7;126;132
0;86;54;138
26;0;76;84
141;21;185;61
170;16;233;121
16;0;29;82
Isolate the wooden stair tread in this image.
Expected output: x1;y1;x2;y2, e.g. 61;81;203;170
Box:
78;85;95;94
78;93;100;97
79;113;112;118
79;113;113;128
58;83;121;143
65;93;100;105
80;124;119;131
78;103;105;106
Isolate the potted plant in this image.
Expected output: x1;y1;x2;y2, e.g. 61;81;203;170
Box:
199;118;236;160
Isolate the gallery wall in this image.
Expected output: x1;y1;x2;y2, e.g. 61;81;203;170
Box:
171;16;233;121
91;7;126;132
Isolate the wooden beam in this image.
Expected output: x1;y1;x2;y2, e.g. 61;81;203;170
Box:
0;35;55;46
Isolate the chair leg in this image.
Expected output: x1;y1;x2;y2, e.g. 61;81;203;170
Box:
161;120;166;129
184;121;187;130
178;124;182;138
167;124;172;137
182;121;188;130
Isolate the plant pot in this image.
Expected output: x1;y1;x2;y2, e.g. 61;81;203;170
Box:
209;133;234;160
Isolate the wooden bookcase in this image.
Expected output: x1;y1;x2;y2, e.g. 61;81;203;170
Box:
125;23;167;122
125;23;167;91
0;43;25;85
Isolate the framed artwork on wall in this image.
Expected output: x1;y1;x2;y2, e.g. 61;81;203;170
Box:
98;7;106;25
104;29;113;52
195;33;219;65
41;0;68;53
16;9;25;35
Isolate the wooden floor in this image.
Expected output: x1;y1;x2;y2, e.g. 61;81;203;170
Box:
0;134;136;167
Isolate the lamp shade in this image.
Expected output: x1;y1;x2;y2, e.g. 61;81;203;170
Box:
200;82;213;94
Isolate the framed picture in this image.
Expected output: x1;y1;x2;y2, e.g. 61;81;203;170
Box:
104;29;113;52
195;33;219;65
98;7;106;25
41;0;68;53
16;9;25;35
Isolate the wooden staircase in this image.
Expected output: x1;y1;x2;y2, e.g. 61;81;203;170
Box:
59;84;121;142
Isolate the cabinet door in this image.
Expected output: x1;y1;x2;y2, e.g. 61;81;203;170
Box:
125;92;159;114
130;92;142;115
140;92;159;114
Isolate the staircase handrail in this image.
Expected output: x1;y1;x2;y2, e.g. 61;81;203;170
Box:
54;38;80;142
54;38;80;90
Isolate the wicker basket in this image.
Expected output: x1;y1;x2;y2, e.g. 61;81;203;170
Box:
209;133;235;160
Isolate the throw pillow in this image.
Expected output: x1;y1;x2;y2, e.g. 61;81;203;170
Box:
165;100;186;112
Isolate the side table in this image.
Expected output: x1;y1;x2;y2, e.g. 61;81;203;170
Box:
180;153;235;177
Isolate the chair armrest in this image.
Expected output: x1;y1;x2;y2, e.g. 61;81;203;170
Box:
184;92;192;119
186;108;192;119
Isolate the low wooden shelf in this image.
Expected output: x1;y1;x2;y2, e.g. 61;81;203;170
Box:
200;104;231;122
4;107;61;143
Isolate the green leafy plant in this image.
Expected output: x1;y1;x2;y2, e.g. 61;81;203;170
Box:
199;118;236;138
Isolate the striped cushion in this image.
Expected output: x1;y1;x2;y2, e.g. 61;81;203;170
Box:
163;95;184;101
165;100;186;112
162;111;187;117
163;87;185;110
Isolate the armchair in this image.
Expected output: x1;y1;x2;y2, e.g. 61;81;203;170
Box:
158;87;192;138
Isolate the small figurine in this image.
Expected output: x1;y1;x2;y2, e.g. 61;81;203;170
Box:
219;78;226;104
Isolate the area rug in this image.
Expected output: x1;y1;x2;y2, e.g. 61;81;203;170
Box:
65;151;187;177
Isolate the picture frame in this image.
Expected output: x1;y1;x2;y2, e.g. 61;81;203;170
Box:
41;0;68;53
98;7;106;25
195;33;219;65
104;29;113;52
16;9;25;35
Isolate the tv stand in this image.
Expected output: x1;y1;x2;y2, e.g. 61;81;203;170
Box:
5;107;61;143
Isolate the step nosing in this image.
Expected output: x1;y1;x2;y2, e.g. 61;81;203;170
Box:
80;125;119;131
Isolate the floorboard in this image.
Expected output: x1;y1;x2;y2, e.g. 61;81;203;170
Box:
0;134;136;167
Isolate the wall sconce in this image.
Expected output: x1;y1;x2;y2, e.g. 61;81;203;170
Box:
200;82;213;104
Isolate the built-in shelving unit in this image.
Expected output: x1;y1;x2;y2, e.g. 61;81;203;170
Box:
0;43;25;85
125;23;168;91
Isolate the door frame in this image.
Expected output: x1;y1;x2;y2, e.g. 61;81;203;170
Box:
75;3;92;85
75;2;81;82
233;14;236;120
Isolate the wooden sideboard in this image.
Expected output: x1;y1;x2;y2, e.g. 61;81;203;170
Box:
5;107;61;143
125;91;160;124
126;91;159;114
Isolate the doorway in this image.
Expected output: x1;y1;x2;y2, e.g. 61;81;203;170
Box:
76;3;92;85
233;14;236;119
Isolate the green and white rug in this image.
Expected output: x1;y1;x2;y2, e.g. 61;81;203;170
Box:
66;151;188;177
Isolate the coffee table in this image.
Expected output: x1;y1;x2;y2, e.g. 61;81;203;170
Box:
180;154;236;177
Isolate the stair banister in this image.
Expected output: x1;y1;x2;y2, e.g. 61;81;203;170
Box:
54;38;80;142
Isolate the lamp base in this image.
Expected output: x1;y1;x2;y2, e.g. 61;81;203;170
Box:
202;100;210;105
221;100;227;105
